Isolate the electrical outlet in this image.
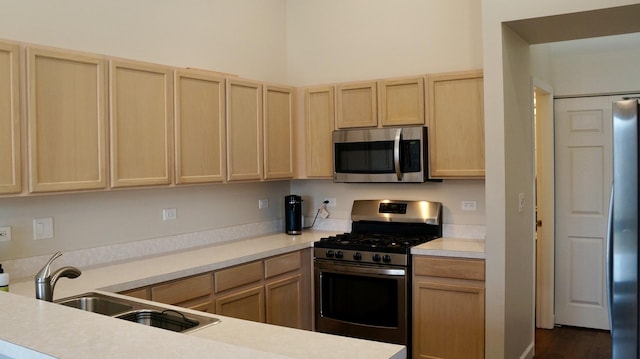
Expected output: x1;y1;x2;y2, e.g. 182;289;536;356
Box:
258;199;269;209
33;217;54;240
162;208;177;221
461;201;477;211
0;226;11;242
324;198;337;207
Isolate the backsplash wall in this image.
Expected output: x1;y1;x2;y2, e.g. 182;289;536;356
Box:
0;181;290;261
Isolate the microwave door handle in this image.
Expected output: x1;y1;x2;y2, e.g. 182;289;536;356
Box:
394;128;402;181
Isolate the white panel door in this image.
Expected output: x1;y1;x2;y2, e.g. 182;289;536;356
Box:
554;96;615;330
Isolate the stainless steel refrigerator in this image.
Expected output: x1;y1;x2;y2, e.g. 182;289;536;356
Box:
610;98;640;358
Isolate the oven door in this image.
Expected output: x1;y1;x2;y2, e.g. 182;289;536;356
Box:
314;259;407;345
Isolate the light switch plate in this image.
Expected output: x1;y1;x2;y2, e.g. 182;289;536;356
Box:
461;201;477;211
33;217;54;240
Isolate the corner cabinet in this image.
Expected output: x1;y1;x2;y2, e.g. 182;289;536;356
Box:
26;46;108;193
0;41;21;195
226;78;263;181
305;86;335;177
427;70;485;178
174;69;226;184
413;256;485;359
263;85;294;180
109;59;173;188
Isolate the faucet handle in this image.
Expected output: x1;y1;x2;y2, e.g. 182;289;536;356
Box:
35;251;62;282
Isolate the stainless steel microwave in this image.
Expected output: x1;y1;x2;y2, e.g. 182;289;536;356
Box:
333;126;430;183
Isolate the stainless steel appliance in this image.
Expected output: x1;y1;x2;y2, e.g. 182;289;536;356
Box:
609;98;640;358
285;195;302;235
314;199;442;350
333;126;430;183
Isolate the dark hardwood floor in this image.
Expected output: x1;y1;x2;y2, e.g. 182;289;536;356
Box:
534;326;612;359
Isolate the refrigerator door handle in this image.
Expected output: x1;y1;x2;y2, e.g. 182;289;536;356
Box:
605;184;614;333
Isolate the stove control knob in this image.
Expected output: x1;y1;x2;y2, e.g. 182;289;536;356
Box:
326;250;335;258
382;255;392;263
353;252;362;261
335;251;344;259
372;254;381;262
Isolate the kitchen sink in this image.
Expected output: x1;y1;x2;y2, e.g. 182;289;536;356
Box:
55;292;220;333
116;309;200;332
57;293;133;316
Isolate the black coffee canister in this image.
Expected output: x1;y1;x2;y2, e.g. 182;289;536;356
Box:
285;195;302;235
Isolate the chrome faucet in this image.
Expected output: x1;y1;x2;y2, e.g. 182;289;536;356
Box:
35;251;81;301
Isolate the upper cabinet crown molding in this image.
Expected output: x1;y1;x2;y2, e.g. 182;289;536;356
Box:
26;46;108;192
336;81;378;128
427;69;485;178
174;69;226;184
263;84;294;180
0;40;21;195
109;58;174;188
226;78;263;182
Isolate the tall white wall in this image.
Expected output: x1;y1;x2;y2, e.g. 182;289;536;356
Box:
545;33;640;96
0;0;288;83
286;0;483;86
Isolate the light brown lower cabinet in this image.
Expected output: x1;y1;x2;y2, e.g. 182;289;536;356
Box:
412;256;485;359
119;249;311;330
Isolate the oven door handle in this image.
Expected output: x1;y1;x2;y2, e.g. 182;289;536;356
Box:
393;128;402;181
316;261;406;276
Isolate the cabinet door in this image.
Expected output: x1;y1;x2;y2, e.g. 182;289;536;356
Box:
0;41;21;195
174;69;226;184
109;59;173;188
226;78;263;181
427;70;484;178
263;85;294;179
336;81;377;128
379;76;425;126
27;47;107;192
305;86;335;177
265;274;302;329
151;272;213;313
215;286;265;322
413;279;485;359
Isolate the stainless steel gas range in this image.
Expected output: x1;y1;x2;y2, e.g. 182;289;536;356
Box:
314;199;443;350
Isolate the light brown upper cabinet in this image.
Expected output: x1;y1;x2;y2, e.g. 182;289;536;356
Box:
27;47;108;193
109;59;173;188
427;70;485;178
174;69;226;184
0;41;21;195
226;78;263;181
305;86;335;177
336;81;377;128
379;76;425;126
263;85;294;180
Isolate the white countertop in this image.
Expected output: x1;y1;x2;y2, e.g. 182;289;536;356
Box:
3;230;484;358
412;237;485;259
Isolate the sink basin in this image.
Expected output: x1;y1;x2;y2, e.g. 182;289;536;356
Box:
57;292;133;316
116;309;201;332
55;292;220;333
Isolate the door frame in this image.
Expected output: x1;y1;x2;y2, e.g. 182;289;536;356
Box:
532;78;555;329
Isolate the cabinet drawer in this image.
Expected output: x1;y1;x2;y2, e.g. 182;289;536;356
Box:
151;273;213;304
215;261;263;293
265;251;301;279
414;256;485;281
